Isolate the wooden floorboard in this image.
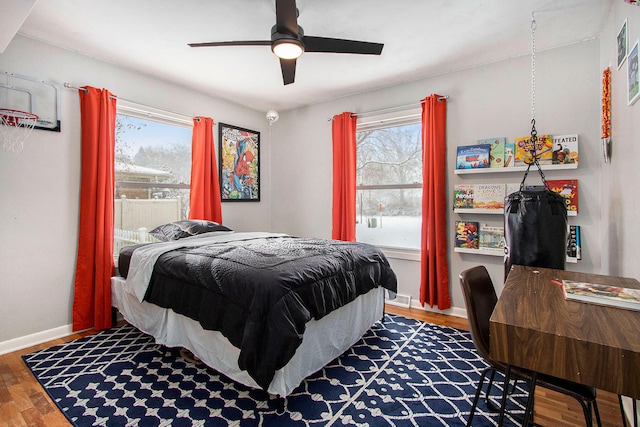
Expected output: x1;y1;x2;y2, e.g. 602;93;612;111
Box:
0;306;628;426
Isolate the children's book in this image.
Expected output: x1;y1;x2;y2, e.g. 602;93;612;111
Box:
562;280;640;312
472;184;505;210
551;134;579;165
479;225;504;251
504;142;515;168
454;221;480;249
477;137;506;168
514;135;553;166
456;144;490;169
566;225;581;260
453;185;474;209
505;182;520;197
547;179;578;213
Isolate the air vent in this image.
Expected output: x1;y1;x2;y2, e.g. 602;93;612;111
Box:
385;293;411;308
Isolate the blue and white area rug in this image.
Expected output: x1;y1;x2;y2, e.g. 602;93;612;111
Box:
23;314;528;426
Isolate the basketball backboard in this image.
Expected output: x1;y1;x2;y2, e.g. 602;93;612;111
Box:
1;70;60;132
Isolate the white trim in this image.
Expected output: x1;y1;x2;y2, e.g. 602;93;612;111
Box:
0;324;75;355
356;106;421;131
408;299;467;320
385;293;411;308
117;99;193;127
381;247;420;261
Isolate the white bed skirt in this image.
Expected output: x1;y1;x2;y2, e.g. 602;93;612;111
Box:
111;276;384;397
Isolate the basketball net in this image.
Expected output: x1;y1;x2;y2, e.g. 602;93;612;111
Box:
0;109;38;154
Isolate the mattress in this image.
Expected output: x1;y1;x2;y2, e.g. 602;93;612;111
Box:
111;275;385;397
120;231;397;389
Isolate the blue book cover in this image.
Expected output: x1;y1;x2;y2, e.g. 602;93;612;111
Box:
456;144;491;169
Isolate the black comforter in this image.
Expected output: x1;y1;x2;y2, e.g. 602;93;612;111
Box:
121;235;397;390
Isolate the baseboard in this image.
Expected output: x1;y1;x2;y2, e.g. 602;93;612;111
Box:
409;299;467;319
0;324;74;355
385;293;411;308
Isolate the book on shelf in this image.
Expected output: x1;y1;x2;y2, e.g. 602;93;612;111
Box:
566;225;581;260
547;179;579;213
505;182;520;197
454;221;479;249
452;184;505;211
477;137;506;168
456;144;491;170
551;134;579;165
524;179;578;214
562;280;640;312
453;184;475;209
479;224;504;251
514;134;553;166
504;142;515;168
472;183;505;210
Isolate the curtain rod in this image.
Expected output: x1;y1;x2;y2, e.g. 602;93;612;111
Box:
352;96;448;118
327;95;449;121
63;83;197;123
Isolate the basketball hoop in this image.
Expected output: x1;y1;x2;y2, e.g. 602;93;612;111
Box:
0;108;39;153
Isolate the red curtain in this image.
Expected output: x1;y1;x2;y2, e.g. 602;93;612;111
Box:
72;87;117;331
331;112;357;241
420;95;451;309
189;117;223;223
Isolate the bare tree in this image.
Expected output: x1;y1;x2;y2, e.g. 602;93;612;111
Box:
356;124;422;216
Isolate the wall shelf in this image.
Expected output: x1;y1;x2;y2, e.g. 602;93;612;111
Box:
454;247;578;263
454;247;503;256
454;208;577;216
454;163;578;175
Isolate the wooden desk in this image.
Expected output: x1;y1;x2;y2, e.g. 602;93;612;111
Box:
490;264;640;399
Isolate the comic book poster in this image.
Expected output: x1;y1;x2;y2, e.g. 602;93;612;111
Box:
219;123;260;201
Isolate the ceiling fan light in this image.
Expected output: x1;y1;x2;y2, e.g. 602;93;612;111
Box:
273;40;304;59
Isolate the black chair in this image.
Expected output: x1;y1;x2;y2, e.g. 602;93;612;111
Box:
459;265;601;426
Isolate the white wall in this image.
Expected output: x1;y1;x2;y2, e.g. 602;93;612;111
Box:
271;38;602;315
0;35;271;343
599;4;640;419
4;6;638;343
599;3;640;281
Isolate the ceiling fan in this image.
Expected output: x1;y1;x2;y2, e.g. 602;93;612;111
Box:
188;0;384;85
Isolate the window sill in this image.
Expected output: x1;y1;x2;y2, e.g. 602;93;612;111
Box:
378;246;420;262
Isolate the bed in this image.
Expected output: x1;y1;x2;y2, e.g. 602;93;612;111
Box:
111;220;398;397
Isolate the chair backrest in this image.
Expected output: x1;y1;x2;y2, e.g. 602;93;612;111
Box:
459;265;498;362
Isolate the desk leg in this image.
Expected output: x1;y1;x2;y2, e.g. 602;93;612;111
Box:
498;365;512;426
522;371;538;427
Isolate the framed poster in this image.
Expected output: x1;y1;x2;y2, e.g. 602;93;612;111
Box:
628;40;640;106
218;122;260;201
617;18;628;69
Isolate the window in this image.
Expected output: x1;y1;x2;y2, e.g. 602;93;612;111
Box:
114;102;193;256
356;110;422;250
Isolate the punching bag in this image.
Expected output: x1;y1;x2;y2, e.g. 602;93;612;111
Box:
504;157;567;279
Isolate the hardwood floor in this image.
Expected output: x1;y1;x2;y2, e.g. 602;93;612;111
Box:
0;306;627;426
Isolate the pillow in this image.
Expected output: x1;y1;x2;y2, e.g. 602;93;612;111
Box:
149;220;232;241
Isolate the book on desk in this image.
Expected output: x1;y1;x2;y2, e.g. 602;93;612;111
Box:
562;279;640;312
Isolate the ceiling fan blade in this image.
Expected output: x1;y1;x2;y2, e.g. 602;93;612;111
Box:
303;36;383;55
275;0;299;36
280;58;296;85
188;40;272;48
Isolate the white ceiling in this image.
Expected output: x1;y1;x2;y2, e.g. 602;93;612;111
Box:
11;0;613;112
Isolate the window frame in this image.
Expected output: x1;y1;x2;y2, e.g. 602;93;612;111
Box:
355;107;423;257
115;101;193;193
